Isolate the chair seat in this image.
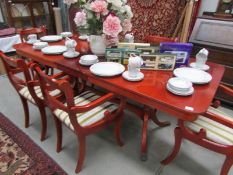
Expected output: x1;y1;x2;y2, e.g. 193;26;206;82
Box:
186;106;233;146
53;91;118;130
19;86;60;104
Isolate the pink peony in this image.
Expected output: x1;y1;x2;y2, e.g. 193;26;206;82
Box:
63;0;77;5
74;11;87;26
90;0;108;13
122;19;132;34
103;15;122;37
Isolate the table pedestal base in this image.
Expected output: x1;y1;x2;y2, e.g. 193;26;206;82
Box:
140;107;170;161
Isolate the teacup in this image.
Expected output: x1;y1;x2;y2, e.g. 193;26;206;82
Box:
128;54;143;78
27;34;37;42
196;48;208;68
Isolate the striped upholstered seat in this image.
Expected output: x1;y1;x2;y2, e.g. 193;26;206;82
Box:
53;91;118;130
186;106;233;145
19;86;61;104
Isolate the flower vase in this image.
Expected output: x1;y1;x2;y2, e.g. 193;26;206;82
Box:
89;35;106;56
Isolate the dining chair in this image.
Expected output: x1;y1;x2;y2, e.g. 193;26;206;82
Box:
32;64;126;173
0;51;63;141
19;25;47;43
158;84;233;175
18;26;53;75
144;35;177;45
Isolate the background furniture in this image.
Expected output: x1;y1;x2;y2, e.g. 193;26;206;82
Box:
160;84;233;175
215;0;233;18
1;0;56;34
190;16;233;106
0;34;21;53
19;26;47;42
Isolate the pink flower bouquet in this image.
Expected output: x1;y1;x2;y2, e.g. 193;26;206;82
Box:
66;0;133;38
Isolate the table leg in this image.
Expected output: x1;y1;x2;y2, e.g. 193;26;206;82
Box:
140;107;170;161
150;109;171;127
140;110;149;161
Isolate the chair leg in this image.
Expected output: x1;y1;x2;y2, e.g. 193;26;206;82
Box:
220;156;233;175
75;135;86;173
161;127;183;165
38;105;47;141
53;115;63;153
114;112;124;147
19;96;29;128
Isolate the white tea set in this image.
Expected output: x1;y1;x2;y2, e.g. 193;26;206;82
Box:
79;55;99;66
190;48;210;71
63;37;79;58
122;54;144;81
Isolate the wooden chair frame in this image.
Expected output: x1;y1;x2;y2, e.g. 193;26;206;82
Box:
18;26;47;43
144;35;177;44
159;84;233;175
32;64;126;173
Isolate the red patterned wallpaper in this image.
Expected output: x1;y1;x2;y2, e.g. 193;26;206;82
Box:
69;0;186;41
128;0;186;40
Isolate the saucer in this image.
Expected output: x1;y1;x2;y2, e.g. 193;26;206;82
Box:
32;46;42;50
190;62;210;71
122;71;144;82
63;51;80;58
27;40;40;44
79;59;98;66
166;83;194;96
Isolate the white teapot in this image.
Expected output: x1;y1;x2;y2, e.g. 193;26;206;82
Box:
196;48;208;68
128;54;143;78
125;33;134;43
65;37;77;55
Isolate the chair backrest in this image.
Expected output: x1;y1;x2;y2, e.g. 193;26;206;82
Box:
32;64;74;112
19;26;47;43
144;35;177;45
0;52;32;91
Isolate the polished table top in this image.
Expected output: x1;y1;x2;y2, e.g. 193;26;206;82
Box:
14;41;225;121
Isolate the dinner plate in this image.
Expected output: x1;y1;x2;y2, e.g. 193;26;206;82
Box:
173;67;212;84
40;35;63;42
41;46;67;55
190;62;210;71
167;83;194;96
90;62;125;77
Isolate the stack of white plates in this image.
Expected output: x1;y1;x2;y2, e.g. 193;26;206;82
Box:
167;77;194;96
79;55;98;66
33;42;48;50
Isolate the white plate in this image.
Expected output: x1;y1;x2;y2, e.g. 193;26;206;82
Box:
40;35;63;42
60;32;72;38
79;59;98;66
27;40;40;44
168;77;192;92
167;83;194;96
173;67;212;84
80;55;98;62
90;62;125;77
190;62;210;71
41;46;67;55
63;51;80;58
122;71;144;81
33;45;42;50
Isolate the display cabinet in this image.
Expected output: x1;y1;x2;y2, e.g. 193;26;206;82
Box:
1;0;56;34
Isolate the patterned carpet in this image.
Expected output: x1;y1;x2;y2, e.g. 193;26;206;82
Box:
0;112;67;175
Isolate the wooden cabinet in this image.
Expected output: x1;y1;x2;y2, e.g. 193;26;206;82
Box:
0;0;56;34
190;16;233;106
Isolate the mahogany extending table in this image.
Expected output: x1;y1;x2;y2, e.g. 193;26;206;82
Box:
14;41;225;160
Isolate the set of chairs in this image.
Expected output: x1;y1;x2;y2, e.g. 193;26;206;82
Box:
0;34;233;175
